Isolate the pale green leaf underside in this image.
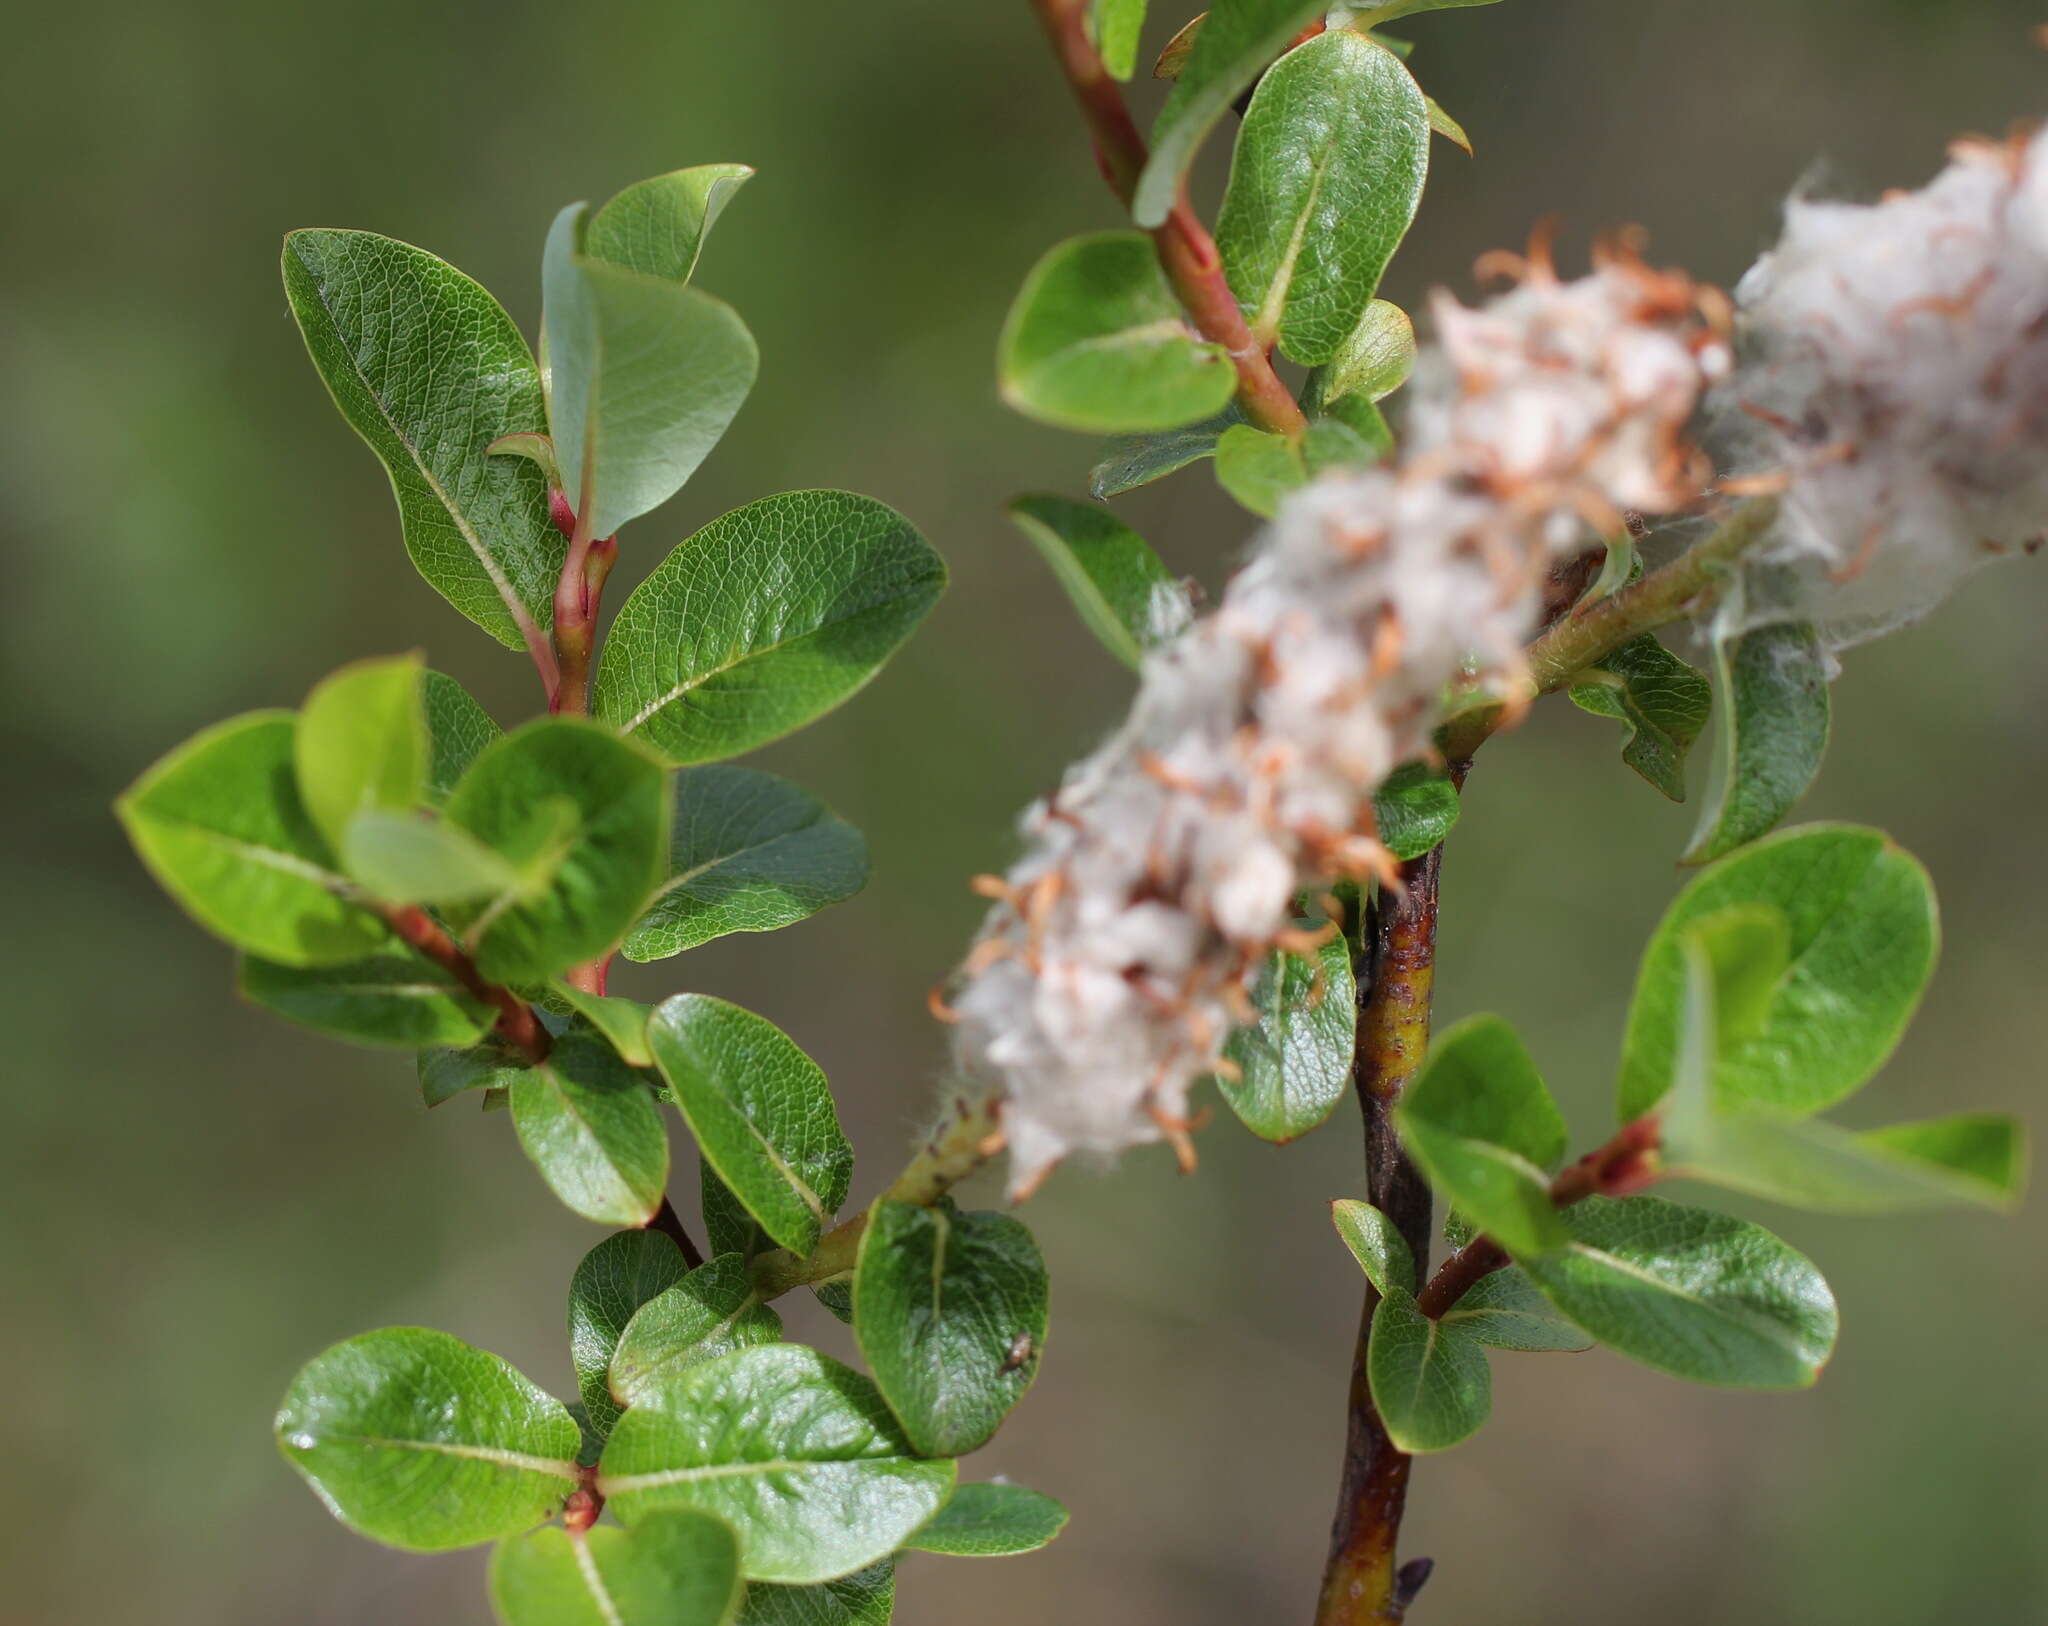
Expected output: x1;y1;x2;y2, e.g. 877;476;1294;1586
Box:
296;653;428;854
586;164;755;284
1007;493;1187;670
1683;619;1831;863
1331;1199;1416;1297
904;1481;1069;1556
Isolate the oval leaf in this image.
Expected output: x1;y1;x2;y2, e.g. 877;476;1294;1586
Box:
610;1254;785;1410
238;952;494;1048
1438;1267;1591;1352
490;1511;744;1626
1006;494;1189;669
1367;1287;1491;1453
510;1033;669;1227
1330;1199;1416;1298
568;1229;692;1439
736;1561;895;1626
296;654;428;853
1683;620;1831;863
1221;935;1356;1142
586;164;755;284
904;1481;1069;1556
1372;760;1460;861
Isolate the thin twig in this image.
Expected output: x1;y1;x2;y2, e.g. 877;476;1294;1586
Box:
383;905;552;1064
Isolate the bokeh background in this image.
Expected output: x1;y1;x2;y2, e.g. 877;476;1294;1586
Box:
7;2;2046;1621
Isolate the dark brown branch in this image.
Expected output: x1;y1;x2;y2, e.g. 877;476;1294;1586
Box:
651;1197;708;1271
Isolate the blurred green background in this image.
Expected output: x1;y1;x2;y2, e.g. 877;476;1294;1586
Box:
7;2;2045;1621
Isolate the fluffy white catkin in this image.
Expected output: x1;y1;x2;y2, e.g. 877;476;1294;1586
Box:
952;246;1731;1196
1728;125;2048;646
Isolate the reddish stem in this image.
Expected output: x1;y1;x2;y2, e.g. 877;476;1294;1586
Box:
383;905;551;1064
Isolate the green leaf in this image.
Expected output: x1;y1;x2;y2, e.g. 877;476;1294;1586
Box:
490;1511;745;1626
1372;761;1460;861
609;1254;786;1409
904;1482;1069;1556
1683;620;1831;863
1213;419;1377;516
586;165;755;284
594;491;945;766
424;671;504;806
487;431;564;489
1439;1267;1591;1352
1088;406;1242;498
1424;94;1473;154
554;982;656;1067
1303;298;1415;440
1339;0;1506;25
340;808;528;904
599;1345;956;1585
1092;0;1148;78
647;995;854;1255
1617;825;1939;1120
702;1164;770;1262
624;767;868;962
1397;1015;1568;1258
1861;1114;2027;1204
1006;494;1189;669
509;1032;670;1226
1367;1286;1490;1452
118;711;388;967
1136;0;1327;228
853;1201;1049;1457
1567;632;1713;802
998;232;1236;433
1515;1195;1837;1388
736;1562;895;1626
282;230;562;652
421;1041;531;1107
1330;1199;1416;1297
1220;934;1355;1141
568;1229;692;1440
295;654;428;852
542;204;760;539
441;718;670;982
275;1326;580;1551
1216;30;1428;364
238;952;494;1048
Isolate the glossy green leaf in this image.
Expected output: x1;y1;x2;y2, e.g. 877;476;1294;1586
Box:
118;711;388;967
441;718;670;982
1007;494;1189;669
1330;1199;1416;1297
510;1032;670;1227
595;491;945;766
1217;30;1428;364
275;1327;580;1551
1683;620;1831;863
568;1229;692;1439
1304;298;1414;440
854;1201;1048;1457
998;232;1236;433
1136;0;1326;228
599;1345;956;1584
1617;825;1938;1120
553;983;656;1067
1397;1015;1568;1258
1516;1196;1837;1388
624;767;868;962
424;671;503;806
340;808;528;904
1220;935;1355;1141
542;204;759;539
1439;1267;1591;1352
647;995;854;1255
295;654;428;852
1367;1287;1490;1452
1092;0;1148;77
736;1562;895;1626
491;1511;744;1626
282;230;562;651
904;1482;1069;1556
238;952;494;1048
1372;760;1460;861
702;1164;770;1262
1568;632;1713;802
1088;406;1242;498
1214;419;1376;516
420;1041;530;1107
610;1254;785;1409
586;165;754;283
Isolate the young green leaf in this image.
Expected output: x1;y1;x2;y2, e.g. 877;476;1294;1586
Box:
599;1345;956;1584
1214;419;1378;516
553;983;656;1067
1515;1195;1837;1388
282;230;562;653
568;1229;692;1439
420;1041;532;1108
1007;494;1190;669
623;767;868;962
853;1200;1049;1457
1367;1287;1491;1453
1088;406;1242;498
275;1326;580;1551
295;654;428;852
594;491;945;766
1683;620;1831;863
238;952;495;1048
1337;0;1505;21
1135;0;1327;228
490;1512;745;1626
423;671;504;806
1216;30;1429;364
1861;1114;2027;1204
1330;1199;1417;1298
998;232;1237;433
1567;632;1713;803
118;711;389;967
542;204;759;539
441;718;670;982
1220;935;1356;1142
904;1481;1070;1556
736;1562;895;1626
609;1253;785;1409
509;1032;670;1227
646;995;854;1256
1303;298;1415;441
1092;0;1149;78
585;164;754;284
1439;1267;1591;1352
1396;1015;1568;1258
1424;95;1473;154
1372;760;1460;860
341;808;528;904
1617;824;1938;1120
